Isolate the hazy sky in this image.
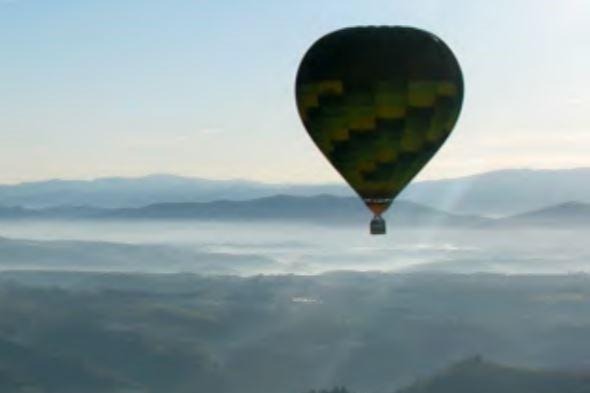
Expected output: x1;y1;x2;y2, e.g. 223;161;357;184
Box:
1;0;588;184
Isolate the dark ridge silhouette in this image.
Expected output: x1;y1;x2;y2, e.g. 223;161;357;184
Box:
493;201;590;227
4;168;590;215
0;195;487;227
397;357;590;393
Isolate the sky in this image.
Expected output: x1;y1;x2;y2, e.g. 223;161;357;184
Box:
0;0;589;184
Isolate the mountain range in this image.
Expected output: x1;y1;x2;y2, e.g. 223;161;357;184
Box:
3;168;590;216
0;174;348;210
397;357;590;393
1;194;590;228
0;195;486;227
400;168;590;216
493;201;590;227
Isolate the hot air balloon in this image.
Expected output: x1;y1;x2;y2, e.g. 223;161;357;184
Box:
295;26;464;234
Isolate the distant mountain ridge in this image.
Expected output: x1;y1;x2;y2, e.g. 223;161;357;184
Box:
0;195;488;227
0;174;349;209
493;201;590;227
397;357;590;393
2;195;590;228
400;167;590;216
3;168;590;216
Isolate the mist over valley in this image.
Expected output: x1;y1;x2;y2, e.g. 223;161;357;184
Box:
1;169;590;392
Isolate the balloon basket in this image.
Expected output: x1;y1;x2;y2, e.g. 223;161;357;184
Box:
370;216;386;235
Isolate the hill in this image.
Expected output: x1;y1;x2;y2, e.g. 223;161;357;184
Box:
0;337;128;393
106;195;486;226
401;167;590;216
4;168;590;216
397;357;590;393
0;195;487;227
0;174;348;209
494;201;590;227
2;273;590;393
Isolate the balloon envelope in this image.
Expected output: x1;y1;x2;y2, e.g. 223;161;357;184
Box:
295;26;464;226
